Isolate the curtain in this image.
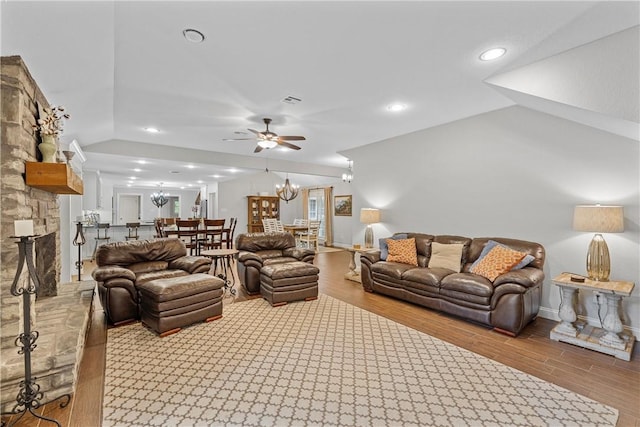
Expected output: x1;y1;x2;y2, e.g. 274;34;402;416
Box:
302;189;309;220
323;187;333;246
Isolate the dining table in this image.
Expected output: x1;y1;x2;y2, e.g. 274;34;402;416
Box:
283;224;308;235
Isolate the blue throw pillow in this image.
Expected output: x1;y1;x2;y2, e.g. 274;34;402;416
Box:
379;233;408;260
471;240;535;270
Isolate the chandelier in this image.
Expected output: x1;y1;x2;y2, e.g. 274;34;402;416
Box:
342;160;353;183
276;174;299;203
150;183;169;208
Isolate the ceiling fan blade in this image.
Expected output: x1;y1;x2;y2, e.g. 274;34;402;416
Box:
222;138;255;141
278;135;306;141
277;141;301;150
254;145;264;153
247;128;262;136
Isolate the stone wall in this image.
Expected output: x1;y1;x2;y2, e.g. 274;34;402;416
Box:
1;56;61;360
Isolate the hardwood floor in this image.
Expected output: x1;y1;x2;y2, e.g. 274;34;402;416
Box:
4;250;639;426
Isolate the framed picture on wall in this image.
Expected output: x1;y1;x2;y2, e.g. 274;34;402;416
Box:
334;195;352;216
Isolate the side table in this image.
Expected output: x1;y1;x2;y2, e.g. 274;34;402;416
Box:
550;272;635;361
344;247;376;283
201;248;239;296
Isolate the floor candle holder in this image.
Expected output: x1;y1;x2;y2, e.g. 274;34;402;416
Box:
0;236;70;427
72;221;85;281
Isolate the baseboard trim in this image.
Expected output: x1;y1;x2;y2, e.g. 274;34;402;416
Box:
538;306;639;339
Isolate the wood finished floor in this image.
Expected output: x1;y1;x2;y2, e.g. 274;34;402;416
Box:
3;250;639;427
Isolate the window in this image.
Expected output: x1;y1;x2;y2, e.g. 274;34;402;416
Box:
307;189;326;240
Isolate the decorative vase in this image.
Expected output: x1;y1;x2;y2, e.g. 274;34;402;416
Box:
38;134;58;163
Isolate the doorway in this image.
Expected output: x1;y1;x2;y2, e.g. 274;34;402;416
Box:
118;194;141;225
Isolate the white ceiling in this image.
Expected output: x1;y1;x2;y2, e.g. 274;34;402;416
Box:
2;1;638;189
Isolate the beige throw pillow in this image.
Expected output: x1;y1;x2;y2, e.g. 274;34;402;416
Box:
428;242;464;272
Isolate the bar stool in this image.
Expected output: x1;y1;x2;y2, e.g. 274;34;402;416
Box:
125;222;140;240
91;223;111;261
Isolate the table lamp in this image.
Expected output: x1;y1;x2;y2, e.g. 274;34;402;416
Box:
573;205;624;281
360;208;380;248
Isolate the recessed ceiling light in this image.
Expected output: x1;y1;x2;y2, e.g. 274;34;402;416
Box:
186;165;195;169
136;160;147;164
133;168;141;172
387;103;407;112
180;186;185;190
127;184;131;187
479;47;506;61
144;127;160;133
183;29;205;43
211;174;222;179
197;180;203;184
227;168;239;173
129;176;137;180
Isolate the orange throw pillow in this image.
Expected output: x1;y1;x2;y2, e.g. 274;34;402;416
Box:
470;244;526;282
386;238;418;266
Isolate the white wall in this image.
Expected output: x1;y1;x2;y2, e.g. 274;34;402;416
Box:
343;105;639;336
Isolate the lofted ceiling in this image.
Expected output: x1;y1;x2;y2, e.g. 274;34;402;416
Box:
1;1;638;189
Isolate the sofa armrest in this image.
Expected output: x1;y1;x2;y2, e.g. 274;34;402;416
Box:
360;251;381;265
493;267;544;289
92;266;136;283
283;247;315;262
238;251;263;264
169;256;212;274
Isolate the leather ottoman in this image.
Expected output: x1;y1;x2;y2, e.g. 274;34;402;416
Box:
137;273;225;336
260;261;319;306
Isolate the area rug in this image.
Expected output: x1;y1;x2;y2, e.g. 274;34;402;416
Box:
103;295;618;427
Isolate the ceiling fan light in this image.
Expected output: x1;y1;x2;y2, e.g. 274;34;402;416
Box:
258;140;278;149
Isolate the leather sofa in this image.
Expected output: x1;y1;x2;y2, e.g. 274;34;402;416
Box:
360;233;545;336
236;232;316;294
92;238;212;325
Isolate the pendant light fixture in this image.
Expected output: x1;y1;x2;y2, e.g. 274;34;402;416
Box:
276;174;299;203
150;183;169;208
342;160;353;183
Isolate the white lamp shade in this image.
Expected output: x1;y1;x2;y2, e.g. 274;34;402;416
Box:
360;208;381;224
573;205;624;233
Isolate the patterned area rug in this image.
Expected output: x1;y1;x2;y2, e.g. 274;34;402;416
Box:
103;295;618;426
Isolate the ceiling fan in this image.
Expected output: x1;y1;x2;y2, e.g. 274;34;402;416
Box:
224;118;306;153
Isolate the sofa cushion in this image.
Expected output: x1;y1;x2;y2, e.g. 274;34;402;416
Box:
471;240;535;271
440;272;494;306
428;242;464;272
470;245;526;282
379;233;408;260
371;261;415;280
263;257;300;266
256;250;287;260
128;261;169;275
386;238;418;266
135;269;189;285
402;267;453;288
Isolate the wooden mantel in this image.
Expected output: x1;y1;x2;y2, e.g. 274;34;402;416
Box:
25;162;83;195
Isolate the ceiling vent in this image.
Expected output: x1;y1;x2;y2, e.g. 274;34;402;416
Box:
282;96;302;105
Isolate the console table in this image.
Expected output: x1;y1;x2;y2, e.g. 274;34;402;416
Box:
344;247;375;283
550;272;635;361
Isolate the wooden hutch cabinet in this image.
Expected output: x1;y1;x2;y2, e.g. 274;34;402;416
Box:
247;195;280;233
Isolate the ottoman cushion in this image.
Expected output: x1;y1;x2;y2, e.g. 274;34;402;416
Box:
136;273;225;335
260;261;319;306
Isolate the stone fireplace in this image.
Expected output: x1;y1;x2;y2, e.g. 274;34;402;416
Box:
1;56;92;413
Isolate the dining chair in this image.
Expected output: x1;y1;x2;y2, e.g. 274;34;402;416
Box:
298;220;320;251
176;219;201;255
221;217;237;249
262;218;277;232
154;219;165;238
201;219;225;250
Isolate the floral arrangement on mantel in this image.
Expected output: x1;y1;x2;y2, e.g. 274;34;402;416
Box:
32;105;71;162
33;105;70;136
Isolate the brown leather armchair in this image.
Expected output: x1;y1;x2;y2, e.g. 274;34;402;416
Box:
92;238;212;325
236;232;315;294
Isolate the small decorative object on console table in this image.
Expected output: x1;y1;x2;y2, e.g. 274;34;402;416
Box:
1;226;71;426
550;272;635;361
